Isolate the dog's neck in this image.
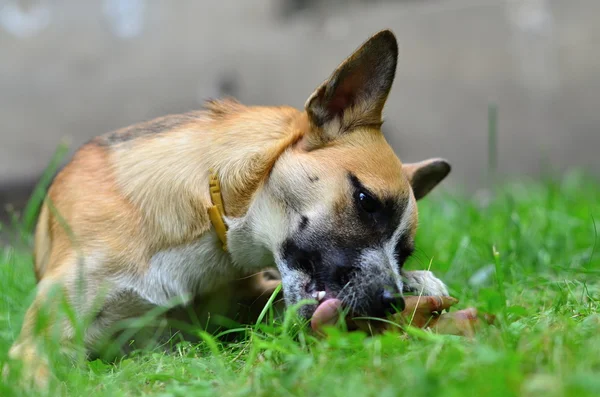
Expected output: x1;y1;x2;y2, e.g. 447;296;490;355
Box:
204;101;306;218
108;100;306;249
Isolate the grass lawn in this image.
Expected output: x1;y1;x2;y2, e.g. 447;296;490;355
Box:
0;171;598;397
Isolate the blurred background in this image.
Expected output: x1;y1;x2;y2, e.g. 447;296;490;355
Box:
0;0;599;221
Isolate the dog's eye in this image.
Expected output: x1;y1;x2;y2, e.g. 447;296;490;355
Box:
357;191;380;213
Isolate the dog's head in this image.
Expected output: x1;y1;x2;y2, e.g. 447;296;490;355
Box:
244;30;451;321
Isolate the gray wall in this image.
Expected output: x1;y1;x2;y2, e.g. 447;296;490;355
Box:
1;0;599;208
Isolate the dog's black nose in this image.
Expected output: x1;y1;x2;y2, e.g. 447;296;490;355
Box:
381;290;405;314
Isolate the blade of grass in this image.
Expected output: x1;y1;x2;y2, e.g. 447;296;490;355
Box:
488;103;498;187
21;141;70;235
254;283;282;329
587;213;597;269
408;257;435;327
493;245;506;311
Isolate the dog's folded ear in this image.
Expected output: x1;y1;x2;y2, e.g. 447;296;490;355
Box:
403;158;451;200
303;29;398;147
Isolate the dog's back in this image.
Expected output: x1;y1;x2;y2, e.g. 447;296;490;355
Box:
33;141;149;280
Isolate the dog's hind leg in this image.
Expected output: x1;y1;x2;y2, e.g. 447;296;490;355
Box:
6;253;152;390
6;261;83;390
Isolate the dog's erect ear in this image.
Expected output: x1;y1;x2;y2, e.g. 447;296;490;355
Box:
303;30;398;146
403;158;451;200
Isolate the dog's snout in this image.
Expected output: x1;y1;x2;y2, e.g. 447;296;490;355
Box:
380;289;405;314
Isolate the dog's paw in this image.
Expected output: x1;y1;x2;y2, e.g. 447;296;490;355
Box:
402;270;449;297
5;343;52;392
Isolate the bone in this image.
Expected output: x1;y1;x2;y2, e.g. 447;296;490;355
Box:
310;295;495;337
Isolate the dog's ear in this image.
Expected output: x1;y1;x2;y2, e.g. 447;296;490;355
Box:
303;30;398;147
403;158;451;200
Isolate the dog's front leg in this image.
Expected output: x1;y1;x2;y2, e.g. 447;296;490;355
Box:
401;270;449;296
169;270;284;333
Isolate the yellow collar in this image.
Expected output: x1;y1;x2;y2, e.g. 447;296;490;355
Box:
208;170;228;251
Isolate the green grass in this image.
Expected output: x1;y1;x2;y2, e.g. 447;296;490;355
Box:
1;171;599;397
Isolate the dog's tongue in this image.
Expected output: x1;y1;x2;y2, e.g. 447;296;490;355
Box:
310;298;342;331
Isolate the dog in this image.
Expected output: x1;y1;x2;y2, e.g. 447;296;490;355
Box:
6;29;451;388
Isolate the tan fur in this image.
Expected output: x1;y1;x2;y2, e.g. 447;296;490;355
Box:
7;30;451;389
33;204;51;280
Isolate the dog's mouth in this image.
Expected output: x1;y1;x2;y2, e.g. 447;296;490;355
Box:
302;277;402;333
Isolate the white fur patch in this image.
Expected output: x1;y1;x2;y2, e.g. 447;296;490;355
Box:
226;185;291;269
117;231;234;307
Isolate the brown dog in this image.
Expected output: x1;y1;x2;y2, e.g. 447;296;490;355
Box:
7;29;451;387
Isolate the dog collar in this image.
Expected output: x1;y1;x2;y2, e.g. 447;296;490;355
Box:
208;170;228;251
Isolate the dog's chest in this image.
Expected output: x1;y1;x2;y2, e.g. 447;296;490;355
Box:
129;232;236;306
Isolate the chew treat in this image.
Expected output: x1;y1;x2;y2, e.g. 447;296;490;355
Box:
311;295;494;337
436;309;496;335
400;295;459;328
399;297;493;336
430;308;479;336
